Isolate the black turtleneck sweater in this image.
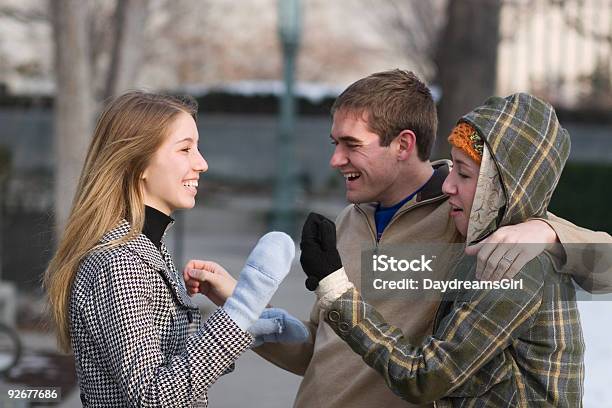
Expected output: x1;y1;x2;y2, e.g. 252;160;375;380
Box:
142;205;173;250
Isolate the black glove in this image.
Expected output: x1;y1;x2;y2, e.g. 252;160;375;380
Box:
300;212;343;291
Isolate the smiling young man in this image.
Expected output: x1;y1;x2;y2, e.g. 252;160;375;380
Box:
253;69;612;408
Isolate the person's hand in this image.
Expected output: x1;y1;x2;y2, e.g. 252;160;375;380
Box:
249;308;309;347
183;260;237;306
300;212;343;291
465;219;558;281
223;232;295;331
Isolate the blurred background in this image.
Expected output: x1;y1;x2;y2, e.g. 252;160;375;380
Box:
0;0;610;406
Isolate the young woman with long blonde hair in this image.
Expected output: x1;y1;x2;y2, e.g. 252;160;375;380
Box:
44;91;304;407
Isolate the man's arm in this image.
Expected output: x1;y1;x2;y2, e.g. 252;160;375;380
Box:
252;309;317;376
466;220;559;281
466;216;612;293
538;212;612;293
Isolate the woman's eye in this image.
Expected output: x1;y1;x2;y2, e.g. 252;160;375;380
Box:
182;147;191;153
459;173;469;179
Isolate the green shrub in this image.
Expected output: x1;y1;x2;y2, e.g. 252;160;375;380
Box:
549;162;612;234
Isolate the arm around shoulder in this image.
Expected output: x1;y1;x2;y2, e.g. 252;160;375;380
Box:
540;212;612;293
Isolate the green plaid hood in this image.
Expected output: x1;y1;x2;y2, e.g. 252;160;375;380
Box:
460;93;571;242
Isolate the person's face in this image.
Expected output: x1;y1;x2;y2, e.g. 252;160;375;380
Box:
329;109;401;206
442;147;480;236
142;112;208;215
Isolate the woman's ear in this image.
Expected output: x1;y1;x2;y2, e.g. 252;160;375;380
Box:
396;130;416;161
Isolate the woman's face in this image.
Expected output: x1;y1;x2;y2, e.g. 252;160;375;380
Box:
142;112;208;215
442;147;480;236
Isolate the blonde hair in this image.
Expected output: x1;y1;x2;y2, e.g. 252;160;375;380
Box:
44;91;198;352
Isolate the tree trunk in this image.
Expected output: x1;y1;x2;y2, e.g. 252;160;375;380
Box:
105;0;149;99
51;0;94;238
432;0;501;160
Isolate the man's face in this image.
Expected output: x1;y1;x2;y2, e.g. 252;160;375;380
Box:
329;109;401;205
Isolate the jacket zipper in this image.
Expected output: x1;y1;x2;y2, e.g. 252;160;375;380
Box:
355;205;378;246
356;195;448;408
355;194;448;246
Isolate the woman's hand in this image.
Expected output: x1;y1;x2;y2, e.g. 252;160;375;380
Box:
465;219;559;281
183;260;237;306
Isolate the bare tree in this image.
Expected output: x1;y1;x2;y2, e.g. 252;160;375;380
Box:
433;0;502;159
50;0;150;237
51;0;94;235
369;0;502;160
105;0;149;99
366;0;445;79
0;5;47;22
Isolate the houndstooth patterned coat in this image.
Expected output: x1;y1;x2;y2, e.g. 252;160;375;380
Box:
69;220;253;407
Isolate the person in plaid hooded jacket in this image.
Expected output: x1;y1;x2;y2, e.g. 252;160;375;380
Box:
301;93;587;407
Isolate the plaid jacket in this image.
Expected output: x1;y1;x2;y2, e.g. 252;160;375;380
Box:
326;254;584;407
324;94;584;407
70;221;253;407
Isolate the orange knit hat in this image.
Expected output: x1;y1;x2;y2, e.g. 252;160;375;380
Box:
447;122;484;164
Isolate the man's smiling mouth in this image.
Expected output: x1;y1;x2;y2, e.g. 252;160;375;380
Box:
343;172;361;181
